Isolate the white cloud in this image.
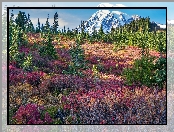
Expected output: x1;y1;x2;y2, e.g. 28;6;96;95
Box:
97;3;126;7
115;4;127;7
97;3;114;7
58;18;69;28
58;12;81;29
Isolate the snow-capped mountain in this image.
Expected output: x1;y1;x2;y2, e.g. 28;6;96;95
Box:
75;9;141;35
156;19;174;28
157;23;166;29
74;3;167;34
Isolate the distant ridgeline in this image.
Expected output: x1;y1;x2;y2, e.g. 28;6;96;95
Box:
111;22;164;33
150;22;166;32
103;17;166;33
73;17;166;35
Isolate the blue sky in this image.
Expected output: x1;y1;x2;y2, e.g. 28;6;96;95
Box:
3;2;170;30
8;9;166;30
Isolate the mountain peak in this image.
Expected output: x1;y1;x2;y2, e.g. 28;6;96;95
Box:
112;11;123;15
75;3;166;34
75;9;141;35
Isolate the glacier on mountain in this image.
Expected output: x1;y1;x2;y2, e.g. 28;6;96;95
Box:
74;3;167;34
76;9;141;34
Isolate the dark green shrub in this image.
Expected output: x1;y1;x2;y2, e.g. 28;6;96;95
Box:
152;57;166;89
122;55;156;87
39;32;58;60
13;52;25;68
62;43;87;77
123;55;166;89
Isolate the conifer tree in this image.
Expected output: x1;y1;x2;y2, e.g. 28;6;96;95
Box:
36;18;41;33
44;14;50;34
52;12;59;34
15;11;28;32
41;24;44;32
99;24;104;35
63;26;66;33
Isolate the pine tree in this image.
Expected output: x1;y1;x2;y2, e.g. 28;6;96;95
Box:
41;24;44;32
52;12;59;34
81;21;84;34
29;22;35;32
44;14;50;34
111;26;115;33
36;18;41;33
26;14;35;33
99;24;104;35
74;28;78;35
15;11;28;32
63;26;66;33
67;27;70;36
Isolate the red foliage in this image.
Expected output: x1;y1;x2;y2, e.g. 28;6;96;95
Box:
13;103;53;124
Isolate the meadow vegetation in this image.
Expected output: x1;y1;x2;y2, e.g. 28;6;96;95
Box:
9;11;166;124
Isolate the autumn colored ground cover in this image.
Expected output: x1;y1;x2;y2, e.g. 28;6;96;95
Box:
8;36;166;124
